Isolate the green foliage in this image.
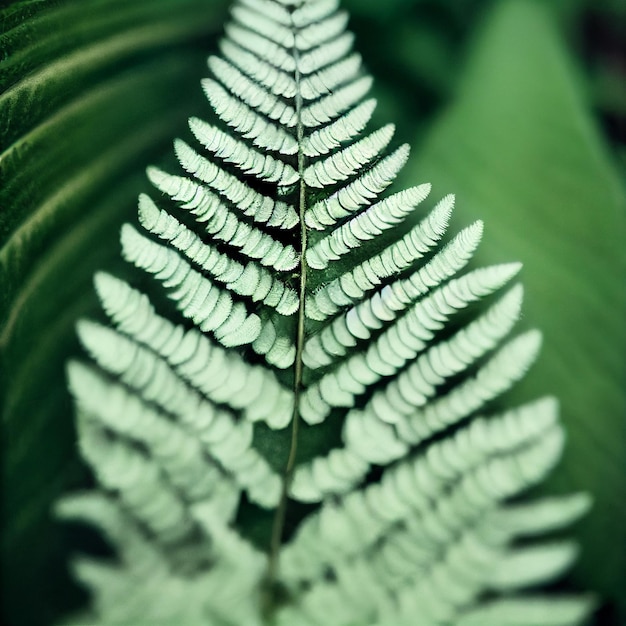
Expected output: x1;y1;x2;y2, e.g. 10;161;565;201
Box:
0;0;623;625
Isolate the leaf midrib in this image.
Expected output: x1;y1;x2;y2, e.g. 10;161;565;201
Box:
264;10;309;614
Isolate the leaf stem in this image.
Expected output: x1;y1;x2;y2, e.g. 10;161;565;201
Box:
263;19;308;618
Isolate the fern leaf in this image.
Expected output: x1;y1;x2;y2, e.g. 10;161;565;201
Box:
58;1;591;624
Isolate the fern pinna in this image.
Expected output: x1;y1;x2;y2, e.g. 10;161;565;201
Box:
58;0;592;624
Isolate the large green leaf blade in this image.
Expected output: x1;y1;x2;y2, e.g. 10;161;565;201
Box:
0;2;229;624
410;0;626;617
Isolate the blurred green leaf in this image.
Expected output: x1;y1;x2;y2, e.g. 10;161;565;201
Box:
410;0;626;620
0;1;229;624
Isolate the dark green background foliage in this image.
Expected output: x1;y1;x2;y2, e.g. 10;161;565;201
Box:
1;1;624;625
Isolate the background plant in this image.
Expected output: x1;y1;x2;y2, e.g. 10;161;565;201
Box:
0;1;624;625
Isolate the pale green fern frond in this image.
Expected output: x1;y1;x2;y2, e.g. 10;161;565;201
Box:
57;0;593;624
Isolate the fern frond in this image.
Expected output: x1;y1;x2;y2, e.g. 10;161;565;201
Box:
58;0;591;624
